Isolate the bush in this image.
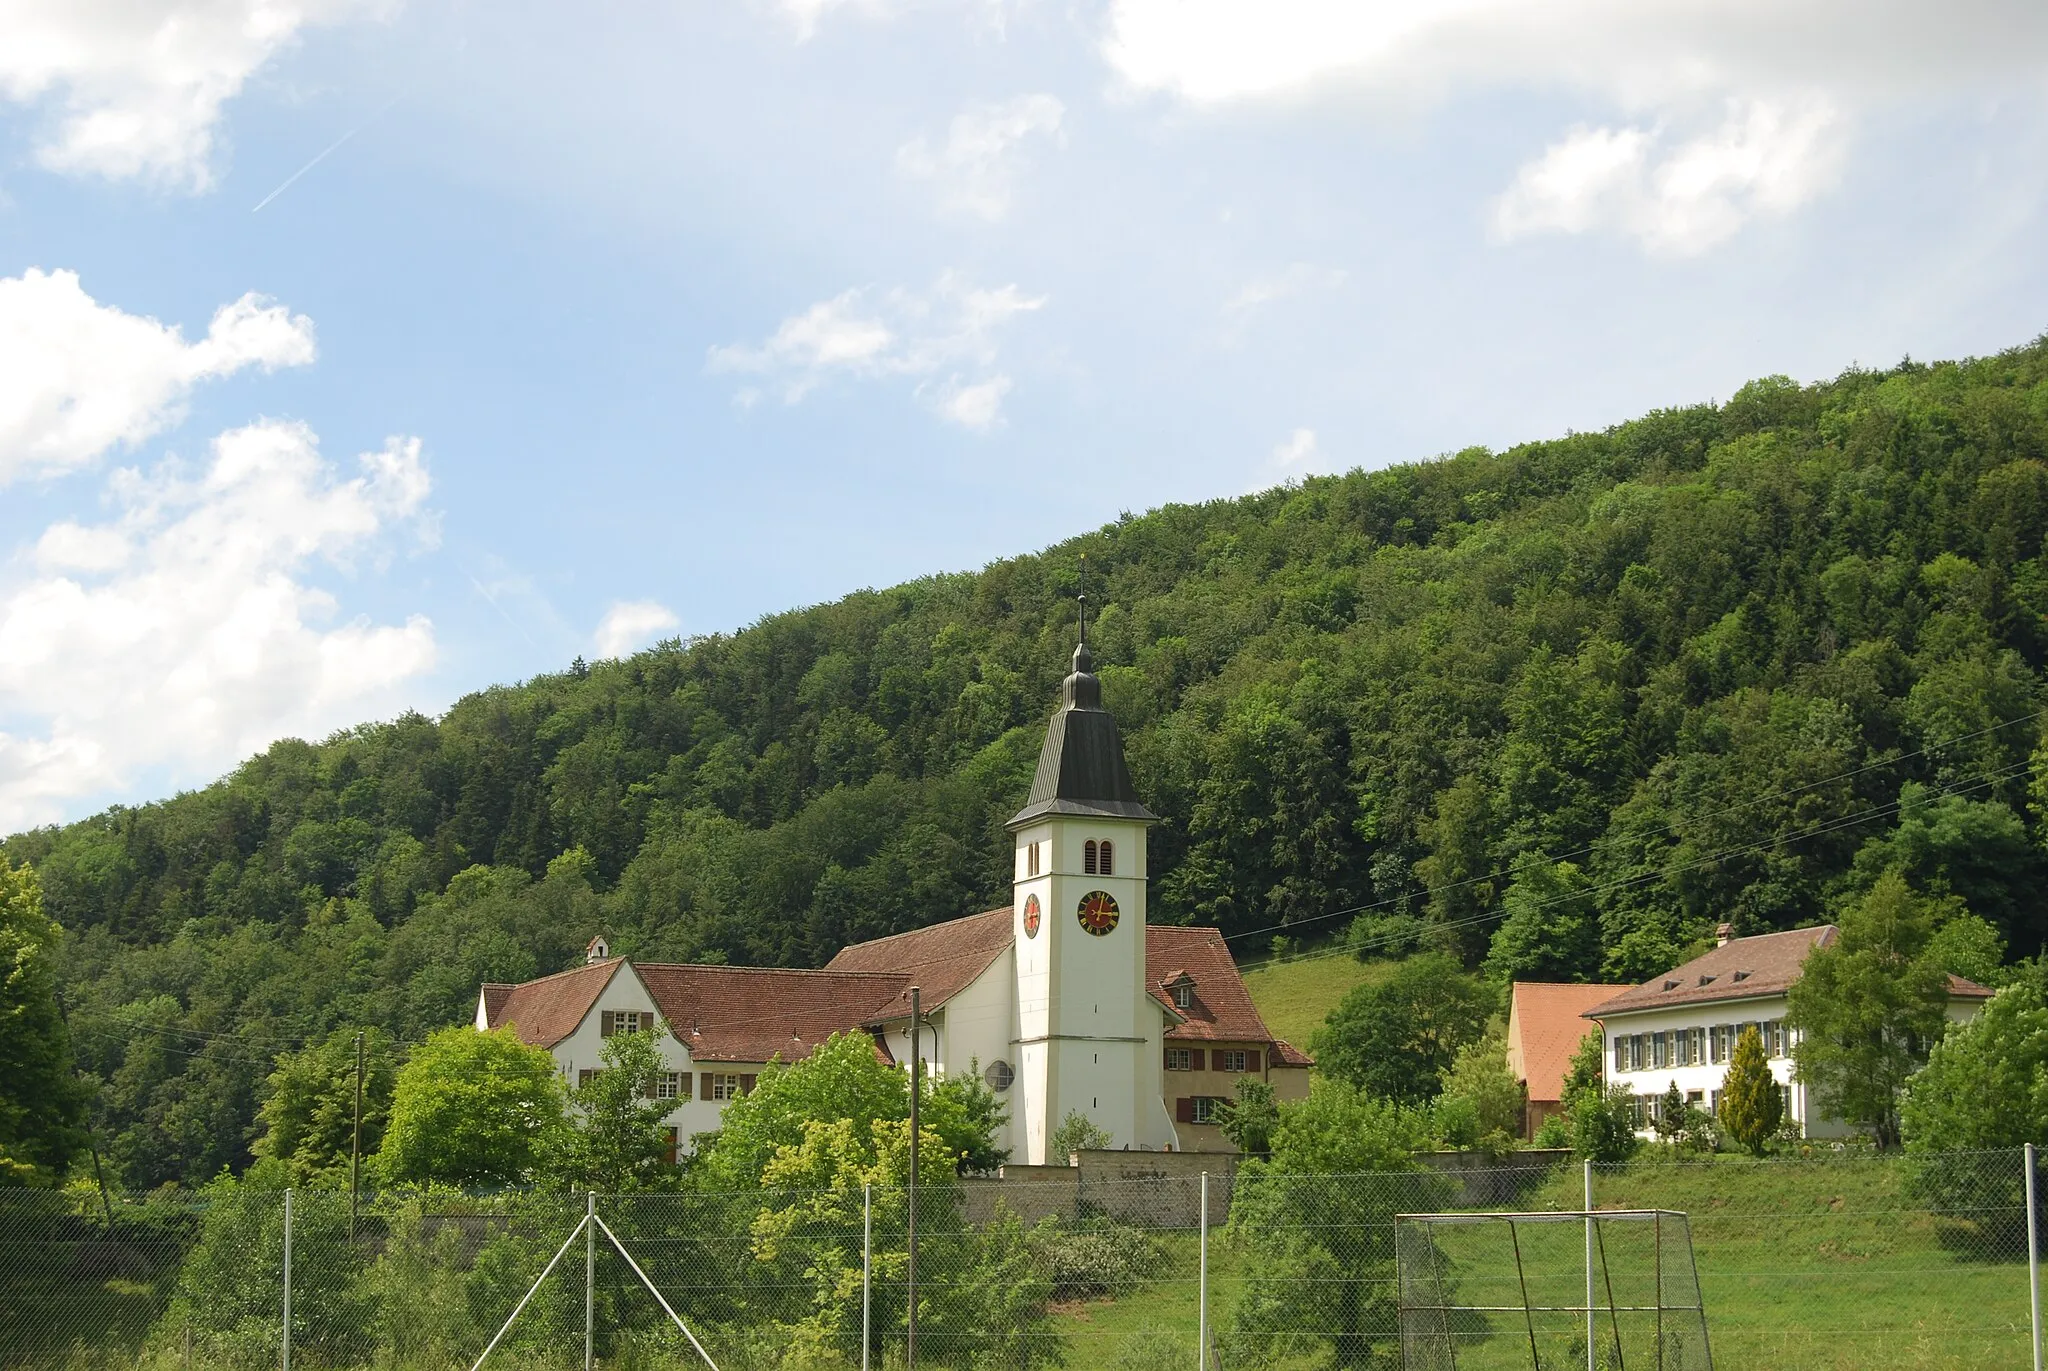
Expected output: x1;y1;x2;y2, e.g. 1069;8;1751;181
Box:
1568;1086;1641;1164
1030;1218;1163;1302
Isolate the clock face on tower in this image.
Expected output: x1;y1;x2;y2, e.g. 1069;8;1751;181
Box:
1022;893;1041;938
1077;890;1120;937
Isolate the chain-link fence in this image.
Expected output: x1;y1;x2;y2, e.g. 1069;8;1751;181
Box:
2;1148;2041;1370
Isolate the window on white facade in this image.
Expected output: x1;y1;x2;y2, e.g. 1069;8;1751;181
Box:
646;1072;683;1101
1627;1035;1644;1071
1766;1020;1786;1058
1027;842;1041;877
601;1010;654;1038
578;1068;601;1089
1650;1033;1667;1069
1084;840;1099;874
1192;1097;1225;1124
1613;1037;1627;1073
709;1074;741;1102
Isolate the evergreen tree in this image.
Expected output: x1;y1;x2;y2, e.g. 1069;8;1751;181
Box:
1718;1025;1783;1156
0;861;87;1184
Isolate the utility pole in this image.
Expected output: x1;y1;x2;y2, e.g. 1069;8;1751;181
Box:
349;1032;365;1242
907;985;921;1371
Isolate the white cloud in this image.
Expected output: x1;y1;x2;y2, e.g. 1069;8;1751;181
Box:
707;273;1043;427
1225;263;1349;316
1100;0;2048;252
1493;98;1844;255
1271;427;1319;468
593;600;680;659
0;0;386;190
924;375;1012;430
766;0;1013;42
0;268;316;484
0;422;436;830
896;94;1065;220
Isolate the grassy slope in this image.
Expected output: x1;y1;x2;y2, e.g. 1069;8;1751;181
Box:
1241;952;1391;1055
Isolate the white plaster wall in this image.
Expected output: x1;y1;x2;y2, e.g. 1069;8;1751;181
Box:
936;948;1021;1157
543;963;706;1140
1602;992;1988;1141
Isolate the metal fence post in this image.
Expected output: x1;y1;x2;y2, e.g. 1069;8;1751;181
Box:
585;1191;596;1371
862;1181;872;1371
281;1187;293;1371
1585;1158;1595;1371
2029;1143;2041;1371
1198;1172;1209;1371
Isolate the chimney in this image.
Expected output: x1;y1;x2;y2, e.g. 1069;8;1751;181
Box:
1714;923;1733;947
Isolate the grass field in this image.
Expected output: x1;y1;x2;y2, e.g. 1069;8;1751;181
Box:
1241;950;1391;1053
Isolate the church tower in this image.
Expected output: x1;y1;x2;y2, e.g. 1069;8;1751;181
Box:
1009;619;1177;1163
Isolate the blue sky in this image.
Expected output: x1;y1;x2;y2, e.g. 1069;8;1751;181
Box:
2;0;2046;831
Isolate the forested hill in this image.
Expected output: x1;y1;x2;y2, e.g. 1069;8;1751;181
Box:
14;337;2048;1186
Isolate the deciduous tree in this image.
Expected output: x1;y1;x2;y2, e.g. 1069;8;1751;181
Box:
373;1026;568;1187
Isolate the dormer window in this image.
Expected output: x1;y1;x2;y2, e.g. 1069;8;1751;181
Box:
1732;970;1751;982
1174;983;1194;1010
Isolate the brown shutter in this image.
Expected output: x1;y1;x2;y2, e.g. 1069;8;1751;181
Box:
700;1071;714;1101
740;1074;757;1095
1175;1096;1195;1124
1190;1049;1205;1071
1246;1049;1262;1072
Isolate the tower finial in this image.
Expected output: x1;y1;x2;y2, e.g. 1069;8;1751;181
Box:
1078;553;1088;647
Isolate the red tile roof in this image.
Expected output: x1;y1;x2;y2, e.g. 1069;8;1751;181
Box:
1507;982;1630;1104
484;908;1311;1067
1584;925;1996;1019
1146;926;1313;1066
825;907;1016;1018
636;964;910;1064
486;960;622;1048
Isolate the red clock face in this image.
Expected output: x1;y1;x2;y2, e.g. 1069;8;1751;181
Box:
1022;893;1041;938
1077;890;1120;937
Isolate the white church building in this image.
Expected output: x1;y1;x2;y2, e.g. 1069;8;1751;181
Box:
476;636;1311;1163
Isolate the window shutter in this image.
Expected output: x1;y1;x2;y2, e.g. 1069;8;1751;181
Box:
1175;1096;1195;1124
1190;1049;1206;1071
740;1074;757;1094
1246;1049;1261;1072
700;1071;714;1101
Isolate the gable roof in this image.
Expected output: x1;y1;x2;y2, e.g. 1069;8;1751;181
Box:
1146;926;1313;1065
1584;925;1997;1018
1507;982;1630;1104
825;907;1016;1017
485;959;623;1048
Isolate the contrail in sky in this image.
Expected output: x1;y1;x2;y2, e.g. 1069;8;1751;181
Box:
252;94;404;213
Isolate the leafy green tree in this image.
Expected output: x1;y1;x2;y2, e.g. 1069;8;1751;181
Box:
1717;1025;1783;1156
691;1032;1005;1187
0;861;87;1184
1225;1080;1444;1368
1311;953;1492;1102
1569;1085;1641;1164
1047;1109;1112;1160
1561;1028;1604;1099
1788;872;1956;1148
1483;857;1602;984
1904;968;2048;1151
254;1027;397;1185
1432;1030;1525;1151
373;1026;567;1187
1216;1078;1279;1155
557;1028;677;1191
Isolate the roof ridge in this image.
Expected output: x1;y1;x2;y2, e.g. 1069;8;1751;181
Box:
834;906;1010;953
506;958;622;990
638;962;909;979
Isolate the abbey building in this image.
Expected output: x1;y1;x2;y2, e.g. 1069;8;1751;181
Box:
476;638;1311;1161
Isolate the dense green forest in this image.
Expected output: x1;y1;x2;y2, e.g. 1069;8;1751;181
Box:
11;336;2048;1187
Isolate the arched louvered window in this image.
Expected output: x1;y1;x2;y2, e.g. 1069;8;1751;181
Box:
1084;840;1098;874
1099;840;1114;875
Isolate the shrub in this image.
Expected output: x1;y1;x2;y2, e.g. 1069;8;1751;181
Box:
1031;1218;1163;1302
